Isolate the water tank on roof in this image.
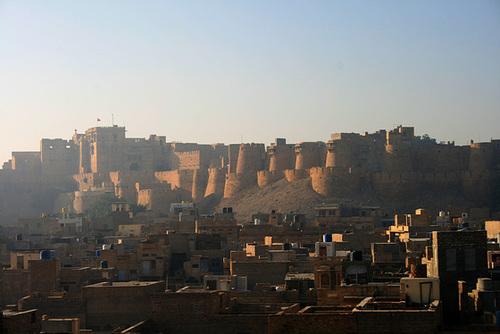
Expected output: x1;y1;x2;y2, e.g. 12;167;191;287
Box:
16;234;22;241
102;244;111;250
283;243;291;250
461;222;469;229
100;260;108;269
254;219;261;225
95;250;101;257
293;215;299;223
323;234;332;242
40;250;51;260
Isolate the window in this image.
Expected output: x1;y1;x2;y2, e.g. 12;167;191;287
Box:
446;249;457;271
320;273;330;287
464;249;476;271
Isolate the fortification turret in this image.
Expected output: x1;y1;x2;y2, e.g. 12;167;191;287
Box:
236;143;265;174
383;127;414;173
205;167;227;197
268;139;294;172
191;168;209;202
325;137;355;168
224;143;265;198
294;142;325;170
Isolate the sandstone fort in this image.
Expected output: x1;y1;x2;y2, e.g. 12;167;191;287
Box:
0;125;498;222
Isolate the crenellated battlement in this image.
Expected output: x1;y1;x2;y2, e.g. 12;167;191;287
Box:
284;169;309;182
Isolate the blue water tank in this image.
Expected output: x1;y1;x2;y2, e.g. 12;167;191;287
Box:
461;222;469;228
323;234;332;242
95;250;101;257
40;250;51;260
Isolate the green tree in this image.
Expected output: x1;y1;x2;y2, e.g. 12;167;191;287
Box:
129;203;148;213
414;134;437;145
84;194;120;221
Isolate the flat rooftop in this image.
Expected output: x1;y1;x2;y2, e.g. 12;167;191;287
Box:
85;281;164;288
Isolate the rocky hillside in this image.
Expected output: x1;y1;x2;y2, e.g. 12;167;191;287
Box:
199;178;480;223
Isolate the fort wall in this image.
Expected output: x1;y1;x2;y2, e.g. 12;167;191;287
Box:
310;167;366;197
469;142;495;172
154;170;195;193
383;144;412;173
462;171;496;206
224;172;254;198
410;144;469;173
109;170;154;202
175;151;203;170
372;172;421;201
257;170;285;188
284;169;309;182
137;187;187;215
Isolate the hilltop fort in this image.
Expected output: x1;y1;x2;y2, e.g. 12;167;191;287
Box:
0;125;498;222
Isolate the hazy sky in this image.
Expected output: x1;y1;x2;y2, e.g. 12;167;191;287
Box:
1;1;499;164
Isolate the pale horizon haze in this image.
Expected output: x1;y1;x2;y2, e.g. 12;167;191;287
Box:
1;1;499;164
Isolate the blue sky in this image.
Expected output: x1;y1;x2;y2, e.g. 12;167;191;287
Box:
0;1;499;164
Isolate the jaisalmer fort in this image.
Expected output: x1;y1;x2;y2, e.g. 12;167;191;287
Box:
0;124;500;333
